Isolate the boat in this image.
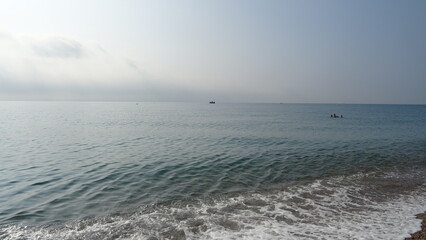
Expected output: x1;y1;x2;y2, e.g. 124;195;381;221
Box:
209;101;215;104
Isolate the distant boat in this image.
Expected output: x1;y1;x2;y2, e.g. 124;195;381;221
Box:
209;101;215;104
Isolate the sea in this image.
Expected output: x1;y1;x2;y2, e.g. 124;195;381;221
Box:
0;102;425;240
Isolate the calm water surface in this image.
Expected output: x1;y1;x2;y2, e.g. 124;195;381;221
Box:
0;102;425;239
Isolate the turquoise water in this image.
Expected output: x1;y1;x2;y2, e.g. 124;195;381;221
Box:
0;102;425;239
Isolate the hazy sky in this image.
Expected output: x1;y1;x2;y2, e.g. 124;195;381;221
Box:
0;0;425;103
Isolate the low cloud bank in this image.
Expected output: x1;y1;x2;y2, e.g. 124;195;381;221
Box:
0;31;153;100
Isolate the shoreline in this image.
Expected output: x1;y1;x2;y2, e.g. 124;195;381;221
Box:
405;212;426;240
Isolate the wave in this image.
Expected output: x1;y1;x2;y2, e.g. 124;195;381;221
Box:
2;168;425;240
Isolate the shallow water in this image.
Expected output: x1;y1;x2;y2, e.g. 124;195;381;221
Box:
0;102;425;239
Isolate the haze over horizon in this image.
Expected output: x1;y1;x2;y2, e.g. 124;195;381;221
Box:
1;0;425;104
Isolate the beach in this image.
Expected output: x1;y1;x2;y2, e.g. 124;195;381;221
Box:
406;213;426;240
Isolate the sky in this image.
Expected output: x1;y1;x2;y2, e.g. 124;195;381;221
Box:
0;0;425;104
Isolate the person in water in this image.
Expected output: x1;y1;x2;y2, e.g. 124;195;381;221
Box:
331;113;343;118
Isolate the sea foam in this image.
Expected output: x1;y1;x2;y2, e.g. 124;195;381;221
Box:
2;172;425;240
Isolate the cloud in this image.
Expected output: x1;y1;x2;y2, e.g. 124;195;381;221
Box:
31;37;86;59
0;32;291;103
124;58;139;70
0;31;14;40
0;31;146;99
0;31;213;102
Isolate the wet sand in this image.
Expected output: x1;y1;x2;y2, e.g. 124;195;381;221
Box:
405;213;426;240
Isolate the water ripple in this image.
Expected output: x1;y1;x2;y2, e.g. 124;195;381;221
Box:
0;102;425;229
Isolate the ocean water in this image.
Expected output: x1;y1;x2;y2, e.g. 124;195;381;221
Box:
0;102;425;240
